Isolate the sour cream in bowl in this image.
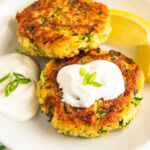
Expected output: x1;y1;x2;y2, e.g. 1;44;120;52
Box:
0;53;40;121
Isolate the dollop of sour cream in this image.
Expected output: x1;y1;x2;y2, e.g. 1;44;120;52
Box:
57;60;125;108
0;53;40;121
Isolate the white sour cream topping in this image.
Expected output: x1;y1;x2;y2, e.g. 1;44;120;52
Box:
57;60;125;108
0;53;40;121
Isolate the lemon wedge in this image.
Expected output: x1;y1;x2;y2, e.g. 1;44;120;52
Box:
136;45;150;83
106;9;150;45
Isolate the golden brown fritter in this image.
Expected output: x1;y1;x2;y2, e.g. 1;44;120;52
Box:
37;48;144;137
16;0;111;58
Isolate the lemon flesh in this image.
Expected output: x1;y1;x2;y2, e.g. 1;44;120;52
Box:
136;45;150;83
106;9;150;45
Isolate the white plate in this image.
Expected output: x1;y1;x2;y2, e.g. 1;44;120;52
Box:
0;0;150;150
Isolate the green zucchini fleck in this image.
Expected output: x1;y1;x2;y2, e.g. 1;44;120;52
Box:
134;89;138;95
48;106;54;122
99;128;107;133
67;130;72;136
131;96;143;107
100;112;107;116
98;11;102;15
119;119;131;127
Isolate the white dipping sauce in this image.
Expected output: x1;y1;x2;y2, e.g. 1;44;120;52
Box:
0;53;40;121
57;60;125;108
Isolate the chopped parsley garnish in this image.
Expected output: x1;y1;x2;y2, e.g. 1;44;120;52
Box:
0;72;31;97
79;67;102;87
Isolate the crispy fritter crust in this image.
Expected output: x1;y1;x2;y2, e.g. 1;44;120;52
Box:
16;0;111;58
37;49;144;137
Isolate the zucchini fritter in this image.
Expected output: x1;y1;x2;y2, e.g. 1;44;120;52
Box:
37;49;144;137
16;0;111;58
